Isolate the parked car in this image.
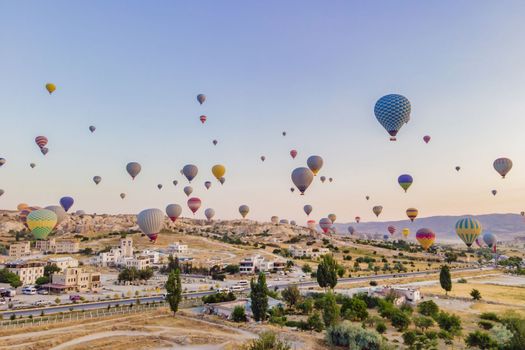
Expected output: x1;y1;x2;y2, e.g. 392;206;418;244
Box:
37;289;49;295
69;294;81;301
229;285;244;292
22;286;37;295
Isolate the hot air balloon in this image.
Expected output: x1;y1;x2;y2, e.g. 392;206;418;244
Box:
59;196;74;212
320;176;326;183
183;186;193;197
120;193;126;199
328;214;336;224
307;220;316;230
137;208;164;242
307;155;323;176
348;226;355;235
0;158;5;166
213;139;218;146
290;150;297;159
126;162;141;180
0;189;3;197
290;187;295;193
205;181;212;190
219;177;226;185
493;158;513;178
423;135;431;143
383;234;390;241
491;190;497;196
387;226;396;236
483;232;496;248
75;210;85;218
416;228;435;250
374;94;411;141
239;205;250;218
187;197;201;215
200;115;207;124
27;209;57;239
398;174;413;192
183;164;198;183
282;131;286;136
19;206;40;229
212;164;225;180
93;176;101;185
260;156;266;162
455;166;461;172
329;178;333;183
455;217;482;247
271;216;279;225
197;94;206;105
280;219;289;225
158;184;163;190
204;208;215;221
406;208;418;222
373;206;383;217
402;228;410;238
30;163;35;168
365;196;370;201
35;136;48;149
89;125;96;133
173;180;178;186
521;211;524;216
44;205;67;226
291;167;314;195
475;238;483;248
41;147;49;155
45;83;56;94
303;205;313;216
17;203;28;211
290;220;296;226
166;204;182;222
355;216;360;223
319;218;332;233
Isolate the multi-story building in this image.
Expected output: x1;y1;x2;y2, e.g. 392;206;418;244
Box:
96;237;134;266
167;242;188;254
289;246;330;260
120;237;133;257
123;256;150;270
8;242;31;259
239;255;285;274
47;267;101;293
48;257;79;270
5;261;45;285
34;239;80;254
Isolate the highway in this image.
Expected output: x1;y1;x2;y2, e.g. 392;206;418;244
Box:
0;266;488;318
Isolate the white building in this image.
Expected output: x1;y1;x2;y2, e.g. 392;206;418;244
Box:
120;237;133;257
96;237;134;266
123;256;150;270
239;255;285;274
5;261;45;286
167;242;188;254
48;256;79;270
289;246;330;260
369;286;422;305
8;242;31;259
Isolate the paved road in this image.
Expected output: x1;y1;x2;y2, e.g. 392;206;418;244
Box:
0;266;489;318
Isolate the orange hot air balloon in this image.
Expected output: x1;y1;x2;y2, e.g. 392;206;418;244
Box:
416;228;435;250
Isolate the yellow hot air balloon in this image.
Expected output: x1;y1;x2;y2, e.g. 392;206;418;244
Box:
45;83;56;94
17;203;29;211
402;228;410;238
27;209;57;240
212;164;226;180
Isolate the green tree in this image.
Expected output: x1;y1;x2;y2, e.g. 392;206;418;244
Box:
414;315;434;331
465;331;497;349
307;312;324;332
297;297;313;315
439;265;452;295
322;292;340;327
35;276;49;285
224;264;240;274
250;272;268;322
341;297;368;321
417;300;439;317
138;267;154;281
165;269;182;314
470;288;482;300
436;311;462;336
232;305;247;322
301;264;312;273
316;254;338;290
500;313;525;350
376;322;387;334
243;331;291;350
391;308;411;331
0;268;22;288
44;264;61;277
281;285;301;308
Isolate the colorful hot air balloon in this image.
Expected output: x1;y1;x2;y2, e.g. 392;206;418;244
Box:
183;164;198;183
45;83;56;94
157;184;163;190
402;228;410;238
204;208;215;221
373;206;383;217
383;234;390;241
35;136;48;149
290;150;297;159
239;205;250;218
0;158;5;166
455;166;461;172
319;218;332;233
347;226;355;235
213;139;218;146
406;208;418;222
455;217;482;247
120;193;126;199
219;177;226;185
398;174;413;192
491;190;497;196
423;135;431;143
205;181;212;190
303;205;313;216
187;197;201;215
93;176;101;185
355;216;361;223
307;220;316;230
126;162;141;180
17;203;28;211
137;208;164;242
27;209;57;239
483;232;496;248
374;94;411;141
19;206;41;228
260;156;266;162
291;167;314;195
183;186;193;197
328;214;336;224
30;163;36;168
200;115;207;124
271;216;279;225
173;180;178;186
44;205;67;226
59;196;74;212
416;228;435;250
41;147;49;155
387;225;396;236
307;155;323;176
493;158;513;178
320;176;326;183
197;94;206;105
166;204;182;222
211;164;225;180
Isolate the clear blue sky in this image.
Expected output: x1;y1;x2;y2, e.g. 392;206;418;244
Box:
1;1;525;223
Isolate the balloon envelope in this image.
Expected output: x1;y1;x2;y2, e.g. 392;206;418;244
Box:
373;206;383;217
93;176;101;185
374;94;411;141
328;214;336;223
137;208;164;242
89;125;96;133
183;164;198;183
35;136;48;149
44;205;67;226
0;158;5;166
271;216;279;225
387;225;396;235
406;208;418;222
27;209;57;240
211;165;225;180
166;204;182;222
483;232;496;248
204;208;215;221
126;162;141;180
402;228;410;238
120;193;126;199
306;155;323;175
348;226;355;235
205;181;212;190
183;186;193;197
290;150;297;159
291;167;314;195
423;135;431;143
455;217;482;247
398;174;413;192
355;216;360;223
493;158;513;178
239;205;250;218
59;197;74;212
319;218;332;233
307;220;316;230
416;228;435;250
45;83;56;94
197;94;206;105
303;205;313;216
187;197;202;214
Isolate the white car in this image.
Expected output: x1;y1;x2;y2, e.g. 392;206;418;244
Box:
22;286;37;295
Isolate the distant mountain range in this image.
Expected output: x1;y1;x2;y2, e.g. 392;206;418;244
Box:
335;213;525;242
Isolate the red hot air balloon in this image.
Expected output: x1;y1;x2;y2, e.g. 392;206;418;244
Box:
387;225;396;236
355;216;361;223
423;135;431;144
319;218;332;234
35;136;48;149
290;150;297;159
199;115;207;124
187;197;201;215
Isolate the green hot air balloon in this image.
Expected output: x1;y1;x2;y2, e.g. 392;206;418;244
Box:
27;209;57;239
455;217;482;247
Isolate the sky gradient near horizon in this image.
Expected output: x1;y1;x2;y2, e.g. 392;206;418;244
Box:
2;1;525;223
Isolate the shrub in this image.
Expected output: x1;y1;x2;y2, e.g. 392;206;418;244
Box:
243;331;291;350
269;315;287;327
470;288;482;300
326;321;385;348
436;311;462;335
297;298;313;315
391;309;411;331
307;312;324;332
457;278;467;283
478;320;494;330
465;331;497;349
479;312;499;322
376;322;387;334
417;300;439;317
402;330;417;346
341;297;368;322
413;315;434;331
369;280;378;286
232;305;247;322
